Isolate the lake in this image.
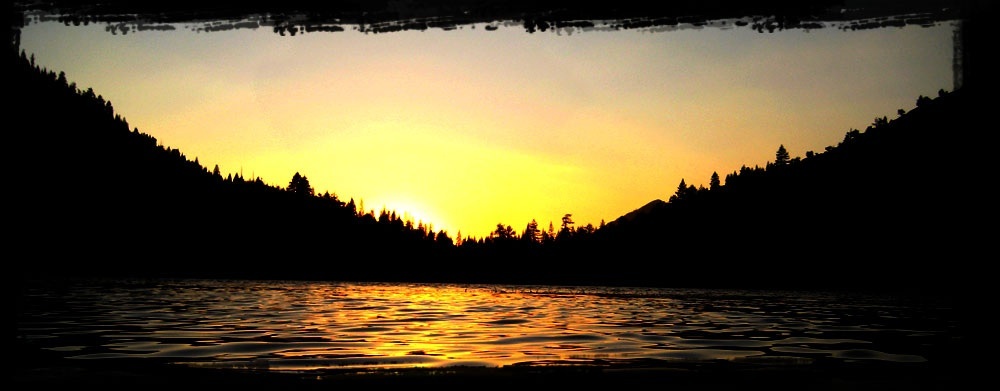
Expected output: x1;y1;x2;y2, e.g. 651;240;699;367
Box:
15;278;962;374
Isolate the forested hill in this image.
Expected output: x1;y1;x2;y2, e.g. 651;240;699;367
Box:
591;87;983;291
452;83;986;292
8;46;458;280
9;35;987;292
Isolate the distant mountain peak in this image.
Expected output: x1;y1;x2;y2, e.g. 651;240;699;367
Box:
608;199;666;227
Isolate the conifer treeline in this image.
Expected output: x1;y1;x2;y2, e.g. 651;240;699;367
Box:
10;41;978;291
10;47;454;281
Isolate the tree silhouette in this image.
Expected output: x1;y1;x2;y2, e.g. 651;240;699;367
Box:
435;230;453;246
669;178;697;202
522;219;541;243
710;171;721;190
346;198;357;215
557;214;574;240
492;223;516;241
288;172;314;197
775;144;790;166
670;178;686;202
542;222;556;244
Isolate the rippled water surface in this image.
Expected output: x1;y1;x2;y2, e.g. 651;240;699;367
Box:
17;279;960;371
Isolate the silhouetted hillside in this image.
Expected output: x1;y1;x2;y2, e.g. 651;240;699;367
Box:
595;88;983;292
8;46;459;281
443;84;988;293
613;199;668;226
10;0;991;292
10;39;986;292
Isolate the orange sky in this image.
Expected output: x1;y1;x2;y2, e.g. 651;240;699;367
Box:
18;19;956;238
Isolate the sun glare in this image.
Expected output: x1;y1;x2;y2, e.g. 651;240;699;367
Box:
385;199;445;233
15;20;956;239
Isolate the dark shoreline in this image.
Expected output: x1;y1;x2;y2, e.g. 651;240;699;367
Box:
15;353;968;391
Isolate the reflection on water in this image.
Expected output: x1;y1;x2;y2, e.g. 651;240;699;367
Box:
16;279;959;371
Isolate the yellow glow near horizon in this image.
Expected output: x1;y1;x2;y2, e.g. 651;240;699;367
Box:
17;21;956;238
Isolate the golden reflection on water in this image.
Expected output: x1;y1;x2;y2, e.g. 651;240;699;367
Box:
297;283;586;368
16;280;952;371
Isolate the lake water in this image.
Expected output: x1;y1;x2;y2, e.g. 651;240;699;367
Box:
16;278;961;372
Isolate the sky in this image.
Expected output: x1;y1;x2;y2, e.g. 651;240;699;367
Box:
17;19;956;239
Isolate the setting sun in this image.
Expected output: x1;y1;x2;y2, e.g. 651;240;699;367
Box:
17;19;955;239
381;198;445;232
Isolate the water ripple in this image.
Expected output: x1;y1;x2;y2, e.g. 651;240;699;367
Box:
17;279;958;371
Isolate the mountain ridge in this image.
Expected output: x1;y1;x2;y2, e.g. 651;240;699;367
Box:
9;26;987;292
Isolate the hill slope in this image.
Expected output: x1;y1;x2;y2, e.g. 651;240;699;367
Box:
9;40;986;292
8;47;456;280
596;87;984;291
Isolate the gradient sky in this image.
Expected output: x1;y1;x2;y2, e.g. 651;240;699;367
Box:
18;19;956;239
